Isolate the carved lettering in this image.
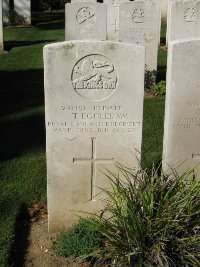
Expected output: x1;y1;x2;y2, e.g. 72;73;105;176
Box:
72;54;118;101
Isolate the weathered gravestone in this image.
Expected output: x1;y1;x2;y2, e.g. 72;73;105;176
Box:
0;0;3;51
104;0;128;41
2;0;9;24
161;0;168;20
119;0;159;86
162;38;200;176
44;41;145;231
14;0;31;25
65;2;107;40
135;0;161;44
167;0;200;43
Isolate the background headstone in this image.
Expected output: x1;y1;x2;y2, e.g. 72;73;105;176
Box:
135;0;161;44
163;38;200;176
119;1;159;87
65;2;107;40
0;0;3;51
104;0;128;41
3;0;9;24
14;0;31;25
167;0;200;43
44;40;145;231
161;0;168;20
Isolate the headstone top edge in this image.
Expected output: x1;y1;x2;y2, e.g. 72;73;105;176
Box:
120;0;157;5
66;2;106;5
43;40;145;51
168;37;200;47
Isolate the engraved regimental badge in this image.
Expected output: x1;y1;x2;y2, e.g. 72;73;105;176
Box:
184;8;197;22
132;8;145;23
76;7;96;27
72;54;118;101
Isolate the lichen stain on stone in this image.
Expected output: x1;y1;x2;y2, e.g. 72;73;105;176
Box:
108;43;116;50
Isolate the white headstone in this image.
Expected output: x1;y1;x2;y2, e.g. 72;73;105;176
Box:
167;0;200;43
44;40;145;231
3;0;9;24
65;3;107;40
161;0;168;20
0;0;3;51
14;0;31;25
163;38;200;176
135;0;161;44
119;1;159;85
104;0;128;41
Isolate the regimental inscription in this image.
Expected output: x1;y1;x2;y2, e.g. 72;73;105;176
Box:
172;101;200;129
72;54;118;101
132;8;145;23
76;7;96;26
47;104;142;134
184;8;197;23
73;137;114;200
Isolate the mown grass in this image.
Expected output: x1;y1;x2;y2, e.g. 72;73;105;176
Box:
0;11;65;267
0;13;167;267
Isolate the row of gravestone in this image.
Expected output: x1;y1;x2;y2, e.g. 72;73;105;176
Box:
66;0;200;45
2;0;200;52
0;0;31;51
66;0;161;86
44;1;200;232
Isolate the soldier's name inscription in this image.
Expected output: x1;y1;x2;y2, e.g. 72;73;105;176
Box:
47;105;141;134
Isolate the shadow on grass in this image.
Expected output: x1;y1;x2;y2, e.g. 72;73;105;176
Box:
0;69;44;117
0;69;45;161
156;66;166;83
8;203;30;267
0;112;45;161
4;40;56;51
160;37;166;46
32;11;65;30
37;20;65;30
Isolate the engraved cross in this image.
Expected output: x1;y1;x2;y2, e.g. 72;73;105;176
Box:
111;19;118;34
73;137;114;200
192;154;200;159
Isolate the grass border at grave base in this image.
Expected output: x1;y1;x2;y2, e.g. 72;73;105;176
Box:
56;163;200;267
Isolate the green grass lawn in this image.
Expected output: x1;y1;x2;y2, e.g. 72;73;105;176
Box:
0;13;167;267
